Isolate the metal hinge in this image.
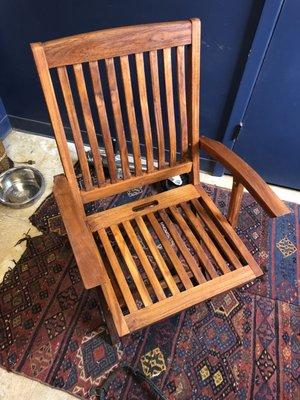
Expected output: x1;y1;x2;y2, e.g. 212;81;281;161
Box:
231;122;243;141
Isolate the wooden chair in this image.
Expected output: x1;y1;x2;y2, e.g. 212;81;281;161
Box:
31;19;289;339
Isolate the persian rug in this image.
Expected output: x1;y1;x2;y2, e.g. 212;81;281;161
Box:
0;184;299;399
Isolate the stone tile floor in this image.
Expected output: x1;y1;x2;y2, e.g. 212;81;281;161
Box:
0;129;299;399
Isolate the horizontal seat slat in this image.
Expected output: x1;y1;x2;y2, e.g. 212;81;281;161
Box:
135;216;180;296
195;185;264;277
93;183;263;335
87;183;198;231
181;202;231;274
169;205;219;279
122;220;166;301
98;229;138;313
125;267;256;331
191;199;244;269
147;213;193;290
110;224;153;307
159;209;207;284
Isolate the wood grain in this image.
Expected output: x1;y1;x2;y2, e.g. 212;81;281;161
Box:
98;228;138;313
105;58;131;179
31;43;77;188
189;18;201;185
89;61;117;183
135;53;154;172
73;63;105;185
181;202;230;274
196;185;264;277
200;136;290;217
32;20;276;339
57;66;93;190
147;213;193;289
149;50;165;168
163;47;177;166
87;184;199;231
81;162;192;203
159;209;206;283
135;216;180;296
125;267;256;331
53;175;106;289
120;55;142;175
227;179;244;228
169;205;219;279
43;21;192;67
110;224;153;307
191;199;243;269
176;45;188;160
122;220;166;301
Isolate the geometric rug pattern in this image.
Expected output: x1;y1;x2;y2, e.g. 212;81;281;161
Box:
0;183;299;399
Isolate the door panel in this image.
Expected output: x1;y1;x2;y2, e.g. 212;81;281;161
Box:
234;0;300;189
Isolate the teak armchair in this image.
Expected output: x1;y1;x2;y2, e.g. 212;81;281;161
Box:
31;19;289;339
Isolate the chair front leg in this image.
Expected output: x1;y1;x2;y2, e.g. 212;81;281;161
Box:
227;179;244;228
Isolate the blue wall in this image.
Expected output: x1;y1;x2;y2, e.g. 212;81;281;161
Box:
0;0;263;150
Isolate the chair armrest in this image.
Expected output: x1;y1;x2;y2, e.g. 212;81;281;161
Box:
53;174;108;289
200;136;290;218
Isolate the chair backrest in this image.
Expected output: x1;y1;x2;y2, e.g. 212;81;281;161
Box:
31;19;201;202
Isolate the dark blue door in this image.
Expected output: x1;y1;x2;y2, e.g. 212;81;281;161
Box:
234;0;300;189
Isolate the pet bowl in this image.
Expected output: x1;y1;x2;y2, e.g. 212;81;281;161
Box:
0;166;45;208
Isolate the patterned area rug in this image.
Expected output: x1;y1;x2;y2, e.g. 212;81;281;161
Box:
0;184;299;399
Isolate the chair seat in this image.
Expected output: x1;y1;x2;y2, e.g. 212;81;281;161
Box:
86;184;263;334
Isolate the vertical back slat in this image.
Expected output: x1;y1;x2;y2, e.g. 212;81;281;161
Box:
33;21;199;197
73;63;105;185
149;50;165;169
189;18;201;184
163;48;177;166
57;66;93;190
120;56;143;176
89;61;117;183
31;43;78;190
176;46;188;160
135;53;154;172
105;57;131;179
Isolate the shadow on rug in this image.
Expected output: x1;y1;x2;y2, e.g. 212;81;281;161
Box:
0;184;299;399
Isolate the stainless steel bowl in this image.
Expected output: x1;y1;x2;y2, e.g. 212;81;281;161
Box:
0;167;45;208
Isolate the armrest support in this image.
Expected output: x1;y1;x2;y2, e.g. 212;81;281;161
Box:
53;174;108;289
200;136;290;218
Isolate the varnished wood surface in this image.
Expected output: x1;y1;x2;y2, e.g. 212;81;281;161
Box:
189;18;201;185
93;184;264;335
200;136;290;218
31;19;285;338
32;19;200;195
53;175;106;288
31;43;78;189
89;61;118;183
227;179;244;228
86;184;199;230
125;267;256;331
57;66;93;190
42;21;192;67
80;162;193;203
